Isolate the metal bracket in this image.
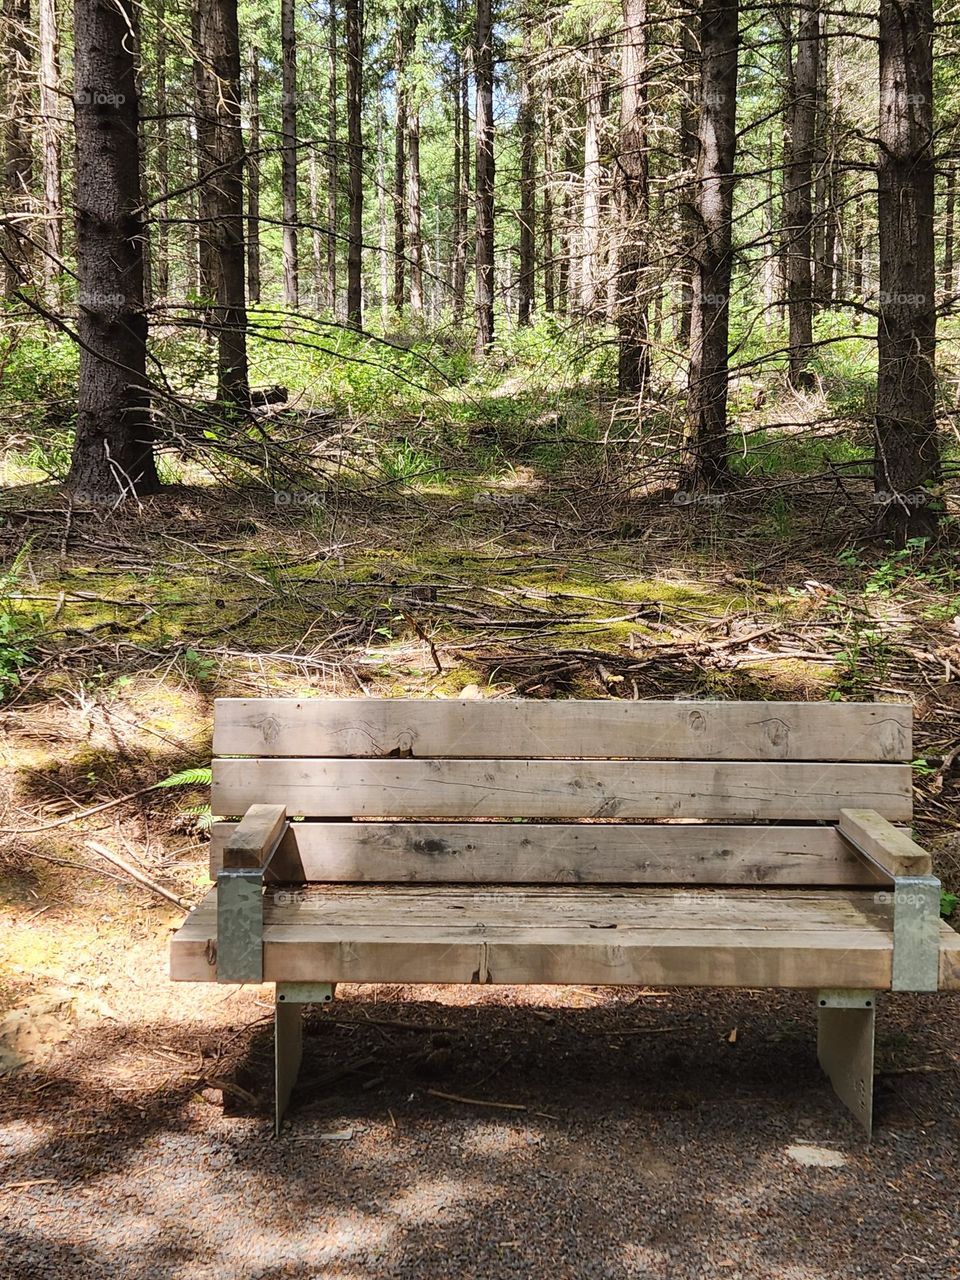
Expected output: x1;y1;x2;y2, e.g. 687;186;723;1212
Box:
216;869;263;983
276;982;336;1004
887;875;941;993
816;989;876;1139
274;983;336;1135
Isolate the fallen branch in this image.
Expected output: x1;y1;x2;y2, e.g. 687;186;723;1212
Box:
84;840;190;909
426;1089;527;1111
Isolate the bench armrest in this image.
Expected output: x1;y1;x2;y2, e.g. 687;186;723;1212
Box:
839;808;940;992
216;804;288;983
223;803;288;870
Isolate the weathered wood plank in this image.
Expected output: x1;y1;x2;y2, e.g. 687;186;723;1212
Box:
213;698;912;762
170;884;916;988
211;758;912;822
222;803;287;870
839;808;933;878
208;820;889;886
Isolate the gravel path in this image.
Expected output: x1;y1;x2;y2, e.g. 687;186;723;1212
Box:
2;981;959;1280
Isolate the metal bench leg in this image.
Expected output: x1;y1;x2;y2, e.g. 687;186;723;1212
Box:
816;989;876;1140
274;982;336;1136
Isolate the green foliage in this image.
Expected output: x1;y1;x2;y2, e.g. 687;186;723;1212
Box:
151;765;213;789
0;542;41;700
941;891;958;919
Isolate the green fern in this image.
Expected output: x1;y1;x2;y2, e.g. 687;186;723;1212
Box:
151;765;212;789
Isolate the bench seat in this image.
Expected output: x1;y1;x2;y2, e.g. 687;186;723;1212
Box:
171;883;960;990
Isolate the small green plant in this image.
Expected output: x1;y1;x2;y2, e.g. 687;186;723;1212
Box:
181;647;216;682
0;541;41;700
152;766;213;789
151;765;213;830
941;891;958;919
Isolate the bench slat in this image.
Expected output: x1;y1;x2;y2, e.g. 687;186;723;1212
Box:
212;759;912;822
208;821;890;886
213;698;912;762
171;884;960;989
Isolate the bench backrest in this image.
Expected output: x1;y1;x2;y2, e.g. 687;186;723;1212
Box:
209;698;912;888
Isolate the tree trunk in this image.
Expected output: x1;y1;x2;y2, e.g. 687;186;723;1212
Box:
474;0;495;352
874;0;939;540
2;0;33;295
785;0;819;388
944;165;955;298
517;17;536;326
542;81;555;314
617;0;649;394
677;9;699;345
345;0;363;328
281;0;299;307
408;106;423;314
452;40;470;324
309;147;324;308
811;8;829;307
680;0;738;490
198;0;249;405
377;95;389;324
393;10;408;313
326;0;338;313
38;0;63;304
192;7;217;309
852;190;864;302
247;48;261;305
68;0;159;497
581;48;603;319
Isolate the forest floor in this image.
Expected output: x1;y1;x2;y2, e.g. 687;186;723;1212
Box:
2;438;960;1278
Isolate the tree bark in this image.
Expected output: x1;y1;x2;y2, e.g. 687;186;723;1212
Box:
542;80;555;314
345;0;363;328
326;0;338;313
198;0;249;405
452;39;470;324
192;7;217;309
784;0;819;388
68;0;159;497
474;0;495;352
377;95;389;324
874;0;939;540
309;146;324;308
680;0;738;490
2;0;33;294
677;10;699;346
38;0;63;303
580;47;603;319
408;105;423;314
517;17;535;326
944;165;955;298
281;0;299;307
617;0;649;394
247;48;261;305
393;9;408;312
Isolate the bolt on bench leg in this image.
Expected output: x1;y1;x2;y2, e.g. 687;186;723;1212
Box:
816;989;876;1140
274;982;335;1136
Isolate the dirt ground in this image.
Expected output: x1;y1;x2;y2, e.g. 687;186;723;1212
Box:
2;902;960;1280
2;487;960;1278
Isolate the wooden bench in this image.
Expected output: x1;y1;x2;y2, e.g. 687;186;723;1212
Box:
170;697;960;1138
